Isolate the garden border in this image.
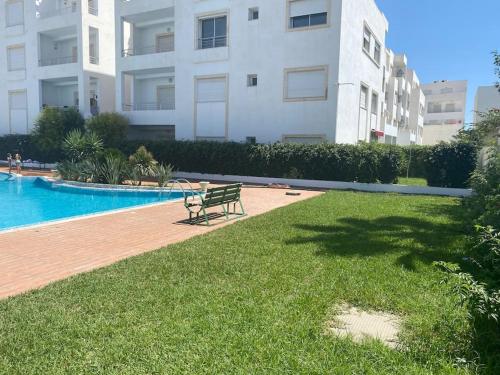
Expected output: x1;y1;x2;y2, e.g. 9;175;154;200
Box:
174;172;473;197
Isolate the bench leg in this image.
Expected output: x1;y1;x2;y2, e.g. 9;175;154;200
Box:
202;207;210;226
239;200;246;215
222;204;229;219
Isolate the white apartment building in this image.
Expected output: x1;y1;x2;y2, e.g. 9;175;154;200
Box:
115;0;389;144
421;80;468;145
381;50;425;145
474;85;500;123
0;0;116;135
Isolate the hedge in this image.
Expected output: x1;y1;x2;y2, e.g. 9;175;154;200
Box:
0;135;478;187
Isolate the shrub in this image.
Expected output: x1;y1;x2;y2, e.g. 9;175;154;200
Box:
154;164;174;187
31;108;85;162
86;113;129;148
100;155;129;185
401;145;429;178
378;145;404;184
424;142;478;188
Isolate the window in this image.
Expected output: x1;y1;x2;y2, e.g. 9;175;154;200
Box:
445;103;456;112
156;33;174;53
288;0;328;29
284;66;328;101
371;93;378;115
363;27;371;53
248;7;259;21
428;102;442;114
374;42;381;64
198;15;227;49
7;45;25;71
89;27;99;65
6;0;24;27
157;85;175;110
360;85;368;109
440;87;453;94
423;90;432;95
247;74;258;87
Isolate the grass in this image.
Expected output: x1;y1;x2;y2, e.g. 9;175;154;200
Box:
397;176;428;186
0;191;480;374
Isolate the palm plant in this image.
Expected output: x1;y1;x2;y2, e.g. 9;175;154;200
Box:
128;146;157;186
100;155;128;185
154;164;174;187
63;130;103;162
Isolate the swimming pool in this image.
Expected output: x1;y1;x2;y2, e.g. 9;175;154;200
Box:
0;173;184;231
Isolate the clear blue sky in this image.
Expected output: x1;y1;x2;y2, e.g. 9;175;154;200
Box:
376;0;500;124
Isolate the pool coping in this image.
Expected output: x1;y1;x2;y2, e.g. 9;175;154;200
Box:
0;176;189;234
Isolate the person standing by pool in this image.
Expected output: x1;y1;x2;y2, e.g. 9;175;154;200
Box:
14;153;22;175
7;153;12;174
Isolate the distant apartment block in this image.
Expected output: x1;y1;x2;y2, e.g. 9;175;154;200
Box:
474;85;500;123
381;51;425;145
421;80;467;145
0;0;116;135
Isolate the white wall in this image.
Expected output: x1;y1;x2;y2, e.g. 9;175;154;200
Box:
474;86;500;123
0;0;116;135
115;0;388;144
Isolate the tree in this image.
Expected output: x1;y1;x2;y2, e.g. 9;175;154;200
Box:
495;50;500;91
31;107;85;162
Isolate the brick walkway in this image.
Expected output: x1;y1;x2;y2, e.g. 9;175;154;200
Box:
0;183;321;299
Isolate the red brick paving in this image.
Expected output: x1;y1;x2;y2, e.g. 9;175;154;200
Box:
0;183;321;299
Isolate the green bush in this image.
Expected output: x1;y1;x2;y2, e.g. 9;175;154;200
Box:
31;108;85;162
86;113;129;148
424;142;478;188
401;145;429;178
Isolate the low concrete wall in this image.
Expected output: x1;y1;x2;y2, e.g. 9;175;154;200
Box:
174;172;473;198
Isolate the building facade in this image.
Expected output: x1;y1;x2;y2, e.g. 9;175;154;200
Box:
114;0;389;144
0;0;116;135
3;0;427;147
421;80;467;145
474;85;500;123
381;51;425;145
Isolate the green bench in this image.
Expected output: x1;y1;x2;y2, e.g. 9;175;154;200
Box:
184;183;246;225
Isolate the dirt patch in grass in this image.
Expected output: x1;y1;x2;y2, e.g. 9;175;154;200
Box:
326;304;402;349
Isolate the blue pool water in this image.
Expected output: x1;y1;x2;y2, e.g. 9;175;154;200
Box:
0;173;184;231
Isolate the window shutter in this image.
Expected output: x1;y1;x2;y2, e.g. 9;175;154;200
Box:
287;69;327;99
7;1;24;26
289;0;328;17
8;46;25;71
9;91;27;110
197;78;226;102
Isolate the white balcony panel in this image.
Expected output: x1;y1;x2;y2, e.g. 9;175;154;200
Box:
118;0;174;17
122;110;175;126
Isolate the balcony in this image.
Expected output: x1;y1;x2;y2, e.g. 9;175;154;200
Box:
36;0;80;20
122;68;175;111
121;8;175;58
40;77;79;109
38;27;78;67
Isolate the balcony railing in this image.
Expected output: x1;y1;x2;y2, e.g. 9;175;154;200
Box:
37;3;79;19
89;56;99;65
88;6;98;16
39;56;78;67
122;43;174;57
123;102;175;111
41;105;79;111
198;36;227;49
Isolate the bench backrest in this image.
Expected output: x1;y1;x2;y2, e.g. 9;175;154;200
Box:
203;183;242;207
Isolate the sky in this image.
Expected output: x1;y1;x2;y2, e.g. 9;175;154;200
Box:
376;0;500;124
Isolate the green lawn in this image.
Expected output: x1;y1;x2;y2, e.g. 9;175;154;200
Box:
397;176;428;186
0;192;478;374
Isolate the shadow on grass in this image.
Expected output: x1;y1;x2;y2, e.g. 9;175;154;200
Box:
286;202;466;271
